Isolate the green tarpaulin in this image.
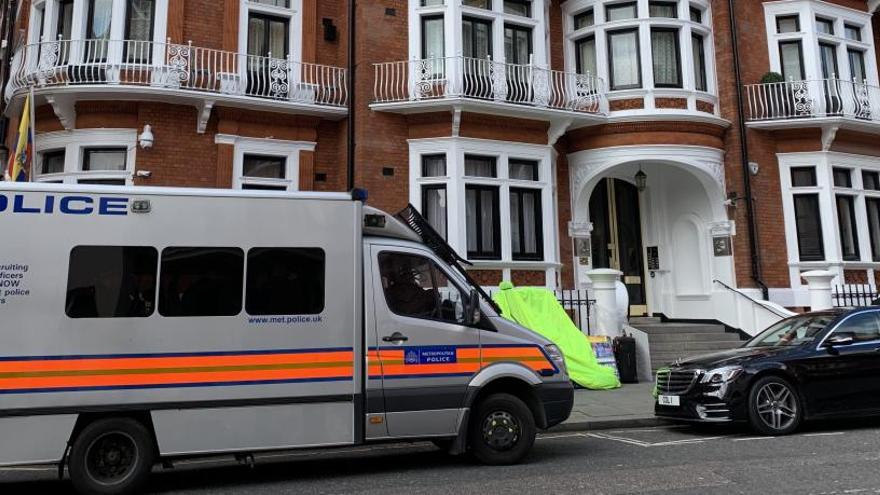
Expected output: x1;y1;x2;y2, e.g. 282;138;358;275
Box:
492;282;620;390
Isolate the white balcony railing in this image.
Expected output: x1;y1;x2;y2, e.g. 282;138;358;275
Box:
373;56;607;115
745;78;879;124
6;39;348;108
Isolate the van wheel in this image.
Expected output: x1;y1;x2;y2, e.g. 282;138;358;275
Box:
68;418;155;495
747;376;803;436
469;393;536;465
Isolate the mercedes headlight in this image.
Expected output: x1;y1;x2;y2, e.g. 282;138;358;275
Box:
544;344;567;373
700;366;743;384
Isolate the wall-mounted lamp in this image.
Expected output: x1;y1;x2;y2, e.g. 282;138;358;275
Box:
635;167;647;192
138;124;154;149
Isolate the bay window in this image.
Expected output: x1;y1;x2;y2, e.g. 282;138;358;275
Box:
410;139;554;268
651;28;681;88
566;0;716;109
34;130;136;186
608;28;640;90
765;3;877;88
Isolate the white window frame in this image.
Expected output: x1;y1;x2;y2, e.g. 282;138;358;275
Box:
34;128;137;184
408;137;558;283
216;134;315;191
763;0;878;85
28;0;168;62
239;0;303;61
779;151;880;288
562;0;716;115
407;0;549;71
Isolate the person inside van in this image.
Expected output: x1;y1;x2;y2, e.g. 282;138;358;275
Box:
380;255;439;319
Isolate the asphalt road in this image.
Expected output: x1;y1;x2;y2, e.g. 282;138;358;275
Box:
4;419;880;494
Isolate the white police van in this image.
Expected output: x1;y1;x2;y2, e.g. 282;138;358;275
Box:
0;183;573;494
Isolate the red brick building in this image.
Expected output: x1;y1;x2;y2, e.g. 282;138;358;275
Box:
4;0;880;325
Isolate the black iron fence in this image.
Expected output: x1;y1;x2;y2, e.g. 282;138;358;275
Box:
487;288;594;335
832;284;879;307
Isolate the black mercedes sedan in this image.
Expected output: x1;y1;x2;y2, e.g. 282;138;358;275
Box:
654;307;880;435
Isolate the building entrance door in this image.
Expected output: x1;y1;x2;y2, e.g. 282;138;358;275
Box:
589;178;647;316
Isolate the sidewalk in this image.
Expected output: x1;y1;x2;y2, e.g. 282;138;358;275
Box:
553;382;666;432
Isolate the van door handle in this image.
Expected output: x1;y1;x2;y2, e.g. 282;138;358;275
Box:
382;332;408;343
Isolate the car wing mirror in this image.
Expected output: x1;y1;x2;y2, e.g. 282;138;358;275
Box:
464;289;481;326
824;332;855;348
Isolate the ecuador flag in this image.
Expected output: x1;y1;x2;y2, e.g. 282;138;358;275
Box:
5;93;32;182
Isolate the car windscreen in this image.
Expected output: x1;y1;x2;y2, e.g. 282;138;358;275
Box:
745;314;836;347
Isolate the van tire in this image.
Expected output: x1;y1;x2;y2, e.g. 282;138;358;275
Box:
469;393;536;465
68;418;155;495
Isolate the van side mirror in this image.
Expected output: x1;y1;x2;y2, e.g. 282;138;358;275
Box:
464;290;481;326
824;332;855;348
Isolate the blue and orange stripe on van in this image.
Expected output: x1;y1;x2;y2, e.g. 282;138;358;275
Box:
367;344;558;380
0;348;354;394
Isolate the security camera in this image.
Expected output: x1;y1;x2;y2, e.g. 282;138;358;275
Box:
138;124;154;149
136;170;152;178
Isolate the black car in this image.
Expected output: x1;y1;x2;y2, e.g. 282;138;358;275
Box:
655;307;880;435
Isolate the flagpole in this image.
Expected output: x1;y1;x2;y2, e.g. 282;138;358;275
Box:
28;86;36;182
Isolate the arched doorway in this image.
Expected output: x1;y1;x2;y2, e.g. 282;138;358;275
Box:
569;145;734;321
589;178;647;316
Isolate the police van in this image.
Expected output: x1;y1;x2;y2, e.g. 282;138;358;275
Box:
0;183;573;495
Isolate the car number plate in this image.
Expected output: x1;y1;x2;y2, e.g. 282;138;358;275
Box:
658;395;680;407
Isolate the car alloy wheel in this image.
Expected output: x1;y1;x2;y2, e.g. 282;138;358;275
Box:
747;376;802;435
755;382;798;431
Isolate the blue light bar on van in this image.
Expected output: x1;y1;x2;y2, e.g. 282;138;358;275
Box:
351;189;369;202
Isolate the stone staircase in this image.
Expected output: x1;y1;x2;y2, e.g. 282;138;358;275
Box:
629;318;748;373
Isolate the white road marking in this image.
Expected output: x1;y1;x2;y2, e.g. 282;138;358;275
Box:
732;436;776;442
0;467;55;472
537;433;589;441
803;432;845;438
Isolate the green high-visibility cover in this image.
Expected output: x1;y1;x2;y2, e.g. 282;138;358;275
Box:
492;282;620;390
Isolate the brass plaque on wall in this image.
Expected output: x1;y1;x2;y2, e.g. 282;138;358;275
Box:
646;246;659;270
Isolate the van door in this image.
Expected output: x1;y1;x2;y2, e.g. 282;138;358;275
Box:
369;245;480;437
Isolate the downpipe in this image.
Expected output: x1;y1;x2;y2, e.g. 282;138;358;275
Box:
728;0;769;300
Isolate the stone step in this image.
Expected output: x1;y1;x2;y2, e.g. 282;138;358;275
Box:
650;340;744;352
632;324;728;334
646;332;743;343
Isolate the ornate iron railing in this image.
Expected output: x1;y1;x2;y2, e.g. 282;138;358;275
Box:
744;78;878;123
373;56;607;115
6;39;348;107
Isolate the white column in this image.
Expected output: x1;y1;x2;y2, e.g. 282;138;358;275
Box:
802;270;836;311
587;268;623;337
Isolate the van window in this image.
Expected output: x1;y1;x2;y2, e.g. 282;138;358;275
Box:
158;247;244;317
246;248;325;315
65;246;158;318
378;252;466;324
